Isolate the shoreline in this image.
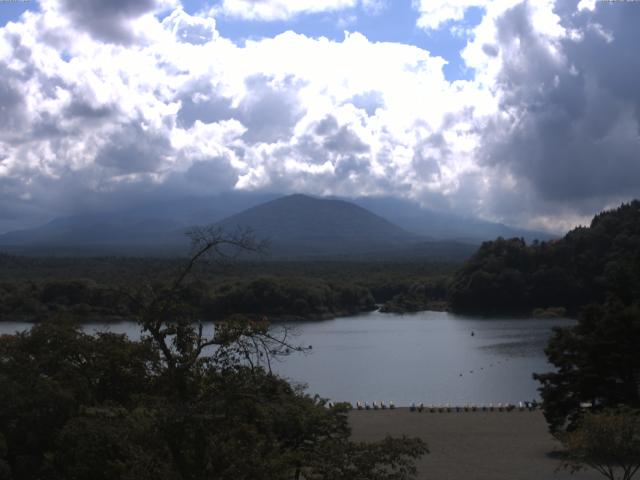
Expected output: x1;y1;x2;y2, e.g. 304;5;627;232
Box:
349;409;600;480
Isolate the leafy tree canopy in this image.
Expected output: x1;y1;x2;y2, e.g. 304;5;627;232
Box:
559;408;640;480
534;304;640;433
450;200;640;314
0;228;427;480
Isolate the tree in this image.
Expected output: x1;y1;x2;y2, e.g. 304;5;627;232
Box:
0;320;160;479
0;226;428;480
450;200;640;314
559;409;640;480
124;225;428;479
534;304;640;433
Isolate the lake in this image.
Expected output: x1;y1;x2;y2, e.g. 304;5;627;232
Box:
0;311;573;406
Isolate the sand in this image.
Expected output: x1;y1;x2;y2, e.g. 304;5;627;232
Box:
349;409;602;480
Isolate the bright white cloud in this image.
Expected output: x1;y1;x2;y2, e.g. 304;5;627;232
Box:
1;1;491;229
214;0;358;21
412;0;490;30
0;0;639;233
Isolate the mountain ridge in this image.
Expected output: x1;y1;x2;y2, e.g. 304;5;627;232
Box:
0;193;549;260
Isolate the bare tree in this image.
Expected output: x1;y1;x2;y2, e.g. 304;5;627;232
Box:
121;226;303;390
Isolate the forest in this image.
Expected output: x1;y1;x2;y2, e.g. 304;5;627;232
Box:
2;203;640;480
449;201;640;315
0;256;454;322
0;230;428;479
2;201;640;323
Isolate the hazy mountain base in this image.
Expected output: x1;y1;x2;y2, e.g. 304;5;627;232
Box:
0;192;553;253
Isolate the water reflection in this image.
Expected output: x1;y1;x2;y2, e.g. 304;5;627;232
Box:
0;311;574;406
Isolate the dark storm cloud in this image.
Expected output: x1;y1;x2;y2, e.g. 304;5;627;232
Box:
479;1;640;213
0;167;68;233
0;71;26;134
481;43;498;57
0;35;33;140
314;115;339;136
181;158;239;191
412;133;446;181
57;0;168;44
65;100;114;120
334;154;369;176
176;90;234;129
95;123;172;174
323;126;369;153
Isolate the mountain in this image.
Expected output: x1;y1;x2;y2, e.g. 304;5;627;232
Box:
0;192;278;254
0;192;544;260
350;196;555;244
215;194;421;259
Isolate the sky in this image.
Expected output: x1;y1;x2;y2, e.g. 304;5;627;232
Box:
0;0;639;234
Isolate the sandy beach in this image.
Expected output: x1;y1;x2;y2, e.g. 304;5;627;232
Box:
349;409;601;480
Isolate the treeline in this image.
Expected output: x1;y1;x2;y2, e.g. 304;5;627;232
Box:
205;278;375;319
378;279;449;313
450;200;640;314
0;260;457;321
0;280;132;321
0;278;375;322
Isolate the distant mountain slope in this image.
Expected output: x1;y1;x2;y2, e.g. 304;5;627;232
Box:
215;194;421;258
0;192;278;252
350;196;555;244
0;192;537;261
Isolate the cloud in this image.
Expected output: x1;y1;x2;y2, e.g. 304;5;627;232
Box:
1;0;639;234
40;0;177;44
213;0;358;21
412;0;490;30
95;123;173;174
461;0;640;229
162;7;218;45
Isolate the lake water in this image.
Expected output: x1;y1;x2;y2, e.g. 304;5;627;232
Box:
0;311;573;406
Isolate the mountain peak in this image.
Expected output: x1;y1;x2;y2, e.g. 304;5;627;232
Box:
216;194;418;258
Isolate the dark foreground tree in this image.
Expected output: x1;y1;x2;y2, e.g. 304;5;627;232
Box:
534;304;640;433
0;227;427;480
559;409;640;480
